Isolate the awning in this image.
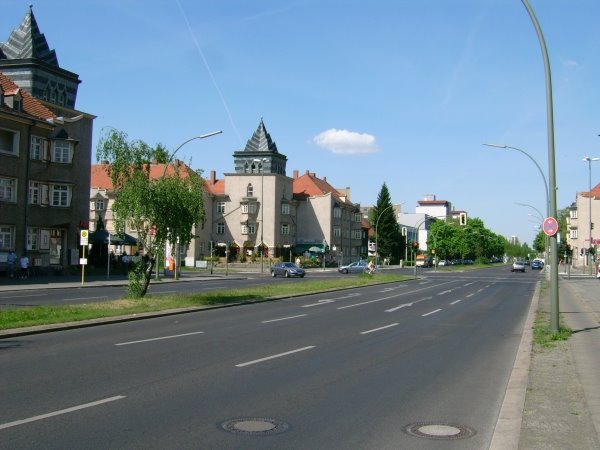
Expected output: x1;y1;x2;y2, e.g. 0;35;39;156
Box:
294;243;328;254
88;229;138;245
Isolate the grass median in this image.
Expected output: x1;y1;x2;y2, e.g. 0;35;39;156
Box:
0;273;410;331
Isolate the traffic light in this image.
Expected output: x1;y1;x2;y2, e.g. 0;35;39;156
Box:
402;226;407;237
459;212;467;226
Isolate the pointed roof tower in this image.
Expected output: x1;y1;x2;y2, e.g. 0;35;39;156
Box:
233;119;288;175
0;5;81;109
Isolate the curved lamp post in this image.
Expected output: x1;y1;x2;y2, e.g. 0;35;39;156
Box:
375;204;395;269
253;158;268;272
161;130;222;280
583;156;600;274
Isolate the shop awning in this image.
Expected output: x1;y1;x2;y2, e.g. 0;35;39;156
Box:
88;229;138;245
294;243;328;254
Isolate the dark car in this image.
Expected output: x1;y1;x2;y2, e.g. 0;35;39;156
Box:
270;262;305;278
531;260;543;270
338;260;368;274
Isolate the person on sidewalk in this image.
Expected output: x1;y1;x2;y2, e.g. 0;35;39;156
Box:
6;250;16;278
19;254;29;279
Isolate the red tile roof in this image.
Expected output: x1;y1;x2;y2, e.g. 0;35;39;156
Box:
91;161;198;190
293;171;353;205
0;72;56;120
581;182;600;198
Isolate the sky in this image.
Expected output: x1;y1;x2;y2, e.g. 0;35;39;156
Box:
3;1;600;246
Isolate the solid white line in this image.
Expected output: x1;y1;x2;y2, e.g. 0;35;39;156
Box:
422;309;442;317
450;299;462;305
235;346;315;367
0;396;126;430
466;293;475;298
360;323;398;335
65;296;108;301
115;331;204;346
302;299;334;308
262;314;307;323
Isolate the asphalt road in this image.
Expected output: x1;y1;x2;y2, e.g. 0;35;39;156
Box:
0;267;539;449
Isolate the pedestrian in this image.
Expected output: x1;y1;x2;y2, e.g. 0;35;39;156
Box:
19;254;29;279
121;252;130;274
295;256;301;267
367;260;375;274
6;249;16;278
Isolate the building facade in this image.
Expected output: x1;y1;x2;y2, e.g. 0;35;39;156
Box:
0;7;94;273
566;183;600;267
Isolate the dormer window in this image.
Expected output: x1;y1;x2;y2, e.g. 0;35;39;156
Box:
52;140;73;163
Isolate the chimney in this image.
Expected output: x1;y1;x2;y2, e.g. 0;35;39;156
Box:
323;176;327;182
293;170;299;179
210;170;217;184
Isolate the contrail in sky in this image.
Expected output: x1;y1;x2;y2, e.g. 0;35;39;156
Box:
175;0;244;145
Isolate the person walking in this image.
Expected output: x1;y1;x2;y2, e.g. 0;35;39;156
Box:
19;254;29;279
367;260;375;274
6;250;16;278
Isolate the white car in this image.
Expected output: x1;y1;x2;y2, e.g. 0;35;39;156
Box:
511;261;526;272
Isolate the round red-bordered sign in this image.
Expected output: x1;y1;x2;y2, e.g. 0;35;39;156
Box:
543;216;559;236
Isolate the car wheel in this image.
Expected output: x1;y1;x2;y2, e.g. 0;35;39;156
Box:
300;274;305;278
271;271;276;277
342;269;348;274
285;271;290;278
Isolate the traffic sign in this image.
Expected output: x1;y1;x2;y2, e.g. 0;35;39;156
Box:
80;229;89;245
542;217;559;237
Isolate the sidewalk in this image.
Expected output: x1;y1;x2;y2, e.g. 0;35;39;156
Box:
516;266;600;449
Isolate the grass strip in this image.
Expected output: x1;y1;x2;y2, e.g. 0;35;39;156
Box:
533;308;572;348
0;273;408;331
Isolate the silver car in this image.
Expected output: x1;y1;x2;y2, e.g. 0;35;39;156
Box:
511;261;526;272
338;260;368;274
270;262;305;278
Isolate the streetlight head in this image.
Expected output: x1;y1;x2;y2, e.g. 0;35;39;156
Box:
583;156;600;162
198;130;222;139
482;143;507;149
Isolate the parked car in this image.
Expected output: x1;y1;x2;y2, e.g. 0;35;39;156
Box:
531;260;543;270
511;261;526;272
338;260;368;274
270;262;305;278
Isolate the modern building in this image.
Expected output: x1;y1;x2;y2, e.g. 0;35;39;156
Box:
0;6;94;272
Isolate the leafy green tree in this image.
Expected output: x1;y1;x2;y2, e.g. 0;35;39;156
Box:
369;183;402;263
96;128;205;297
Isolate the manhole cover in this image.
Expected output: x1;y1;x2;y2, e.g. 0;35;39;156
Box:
404;422;476;440
220;418;290;436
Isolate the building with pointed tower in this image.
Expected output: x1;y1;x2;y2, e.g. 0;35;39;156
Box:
196;119;364;269
0;6;95;273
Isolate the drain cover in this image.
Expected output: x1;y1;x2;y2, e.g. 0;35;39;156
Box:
404;422;476;440
220;418;290;436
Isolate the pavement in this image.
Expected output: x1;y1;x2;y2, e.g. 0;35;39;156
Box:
1;265;600;449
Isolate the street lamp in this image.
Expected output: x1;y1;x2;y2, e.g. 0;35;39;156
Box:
253;158;268;272
515;202;548;262
583;156;600;274
375;204;394;268
161;130;222;280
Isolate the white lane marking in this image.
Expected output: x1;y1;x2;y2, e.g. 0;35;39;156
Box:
235;346;315;368
477;289;484;293
385;296;432;312
422;309;442;317
338;281;456;310
302;299;334;308
337;292;360;298
464;282;474;286
360;323;398;335
0;396;126;430
380;288;395;292
115;331;204;346
437;290;452;296
466;293;475;298
450;300;462;305
262;314;307;323
0;293;46;299
64;296;108;301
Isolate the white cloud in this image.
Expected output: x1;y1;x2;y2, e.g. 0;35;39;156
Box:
312;129;380;155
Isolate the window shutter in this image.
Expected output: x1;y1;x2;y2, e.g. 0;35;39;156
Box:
41;184;49;206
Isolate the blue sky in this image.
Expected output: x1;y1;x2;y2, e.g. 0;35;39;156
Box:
4;1;600;246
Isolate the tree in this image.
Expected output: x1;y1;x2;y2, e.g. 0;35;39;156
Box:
96;128;205;297
369;183;402;263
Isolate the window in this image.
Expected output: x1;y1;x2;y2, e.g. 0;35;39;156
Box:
570;210;578;219
0;177;17;202
52;140;72;163
29;181;42;205
241;202;257;214
281;203;290;215
217;222;225;234
354;213;361;222
51;185;71;207
333;207;341;218
31;136;45;160
333;226;341;237
246;184;254;197
353;230;362;239
27;228;39;251
242;222;256;234
281;223;289;235
0;128;19;155
0;225;14;250
570;229;578;239
95;199;105;211
217;202;226;214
